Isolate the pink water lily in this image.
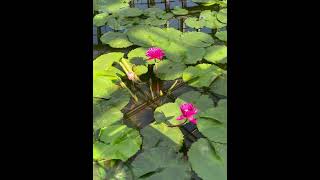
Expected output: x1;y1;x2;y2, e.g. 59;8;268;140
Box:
176;103;198;124
146;47;165;61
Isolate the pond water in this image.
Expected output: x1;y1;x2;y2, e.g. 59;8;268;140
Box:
93;0;227;179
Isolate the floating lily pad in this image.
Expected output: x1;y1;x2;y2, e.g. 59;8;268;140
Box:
217;8;227;24
93;125;142;161
100;32;133;48
210;72;227;96
204;45;227;64
199;10;226;29
188;138;227;180
93;75;120;99
157;12;174;20
132;65;148;76
154;102;181;126
118;7;143;17
184;47;206;64
93;52;124;73
185;17;206;29
127;47;149;65
181;32;214;47
93;162;107;180
144;17;167;26
183;63;224;87
95;0;129;13
141;122;184;152
105;161;134;180
154;60;186;80
171;6;189;15
131;147;191;180
106;15;125;30
143;7;165;17
93;89;130;130
93;13;109;27
175;91;214;114
215;30;227;42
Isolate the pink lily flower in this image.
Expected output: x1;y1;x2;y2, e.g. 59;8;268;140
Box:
176;103;198;124
146;47;165;61
126;72;135;80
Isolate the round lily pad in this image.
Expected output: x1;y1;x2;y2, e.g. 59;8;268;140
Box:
210;72;227;96
188;138;226;180
215;30;227;42
185;17;206;29
181;32;214;47
143;7;165;17
204;45;227;64
132;65;148;76
93;13;109;27
100;32;133;48
118;7;143;17
217;8;227;24
171;6;189;15
154;102;182;126
154;60;186;80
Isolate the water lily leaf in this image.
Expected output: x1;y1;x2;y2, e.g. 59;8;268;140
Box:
93;125;142;161
154;60;186;80
171;6;188;15
93;75;120;99
127;47;149;65
144;17;167;26
217;8;227;24
118;7;143;17
154;102;182;126
163;28;182;41
143;7;165;17
183;63;224;87
184;47;206;64
199;10;226;29
93;13;109;27
93;52;124;73
215;30;227;41
185;17;206;29
93;162;107;180
131;147;191;180
181;32;214;47
141;122;184;152
100;32;133;48
95;0;129;13
200;99;227;123
157;12;174;20
188;138;226;180
192;0;219;6
105;161;134;180
132;65;148;76
175;91;214;114
106;15;125;30
210;72;227;96
204;45;227;64
93;89;130;130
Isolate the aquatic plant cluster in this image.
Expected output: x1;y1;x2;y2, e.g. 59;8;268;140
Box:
93;0;227;179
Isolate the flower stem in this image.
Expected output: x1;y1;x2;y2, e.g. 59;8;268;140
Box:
120;81;138;102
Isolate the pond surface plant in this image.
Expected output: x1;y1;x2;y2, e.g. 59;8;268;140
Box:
93;0;227;179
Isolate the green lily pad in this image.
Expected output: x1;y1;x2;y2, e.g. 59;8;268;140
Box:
181;32;214;47
141;122;184;152
105;161;134;180
143;7;165;17
106;15;125;30
171;6;189;15
204;45;227;64
175;91;214;114
93;52;124;73
210;72;227;96
183;63;224;87
200;99;227;123
184;47;206;64
118;7;143;17
217;8;227;24
131;147;191;180
93;162;107;180
93;89;130;130
93;125;142;161
93;13;109;27
199;10;226;29
100;32;133;48
154;102;182;126
185;17;206;29
95;0;129;13
215;30;227;42
154;60;186;80
93;75;120;99
144;17;167;26
188;138;227;180
157;12;174;20
127;47;149;65
132;65;148;76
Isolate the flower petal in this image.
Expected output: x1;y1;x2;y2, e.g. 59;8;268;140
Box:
176;115;186;120
188;116;197;124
